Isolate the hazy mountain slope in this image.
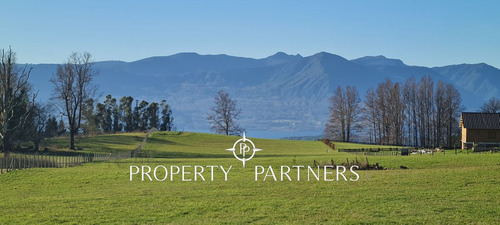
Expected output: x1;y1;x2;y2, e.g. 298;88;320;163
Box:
25;52;500;136
433;63;500;103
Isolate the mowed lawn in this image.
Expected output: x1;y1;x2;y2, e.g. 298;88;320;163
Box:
0;132;499;224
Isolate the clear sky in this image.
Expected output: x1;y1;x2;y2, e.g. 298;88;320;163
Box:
2;0;499;68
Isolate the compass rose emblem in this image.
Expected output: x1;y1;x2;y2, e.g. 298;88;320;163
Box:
225;132;263;168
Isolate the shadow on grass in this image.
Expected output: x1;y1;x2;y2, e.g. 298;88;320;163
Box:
146;137;189;147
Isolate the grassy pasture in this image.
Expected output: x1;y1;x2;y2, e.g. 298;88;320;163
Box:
0;132;498;224
42;132;145;153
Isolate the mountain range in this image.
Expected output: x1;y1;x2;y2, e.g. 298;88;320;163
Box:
27;52;500;138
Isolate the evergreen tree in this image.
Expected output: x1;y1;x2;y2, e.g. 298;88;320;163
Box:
110;97;122;132
119;96;134;132
57;119;66;136
160;100;173;131
148;102;159;130
81;98;98;134
44;116;58;138
102;95;113;133
138;100;149;131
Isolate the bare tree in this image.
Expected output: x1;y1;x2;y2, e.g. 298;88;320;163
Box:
51;52;97;150
480;97;500;113
392;82;406;145
417;76;434;147
364;88;380;144
0;48;36;156
376;79;391;144
207;90;243;135
345;86;361;142
435;81;446;147
362;76;462;148
403;77;418;147
325;87;346;141
325;86;360;142
444;84;463;147
371;79;406;146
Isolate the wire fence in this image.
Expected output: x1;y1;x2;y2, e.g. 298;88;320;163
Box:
340;151;401;156
338;147;402;156
338;148;401;152
0;130;153;174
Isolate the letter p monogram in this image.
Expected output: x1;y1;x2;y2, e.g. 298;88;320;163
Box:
239;143;250;157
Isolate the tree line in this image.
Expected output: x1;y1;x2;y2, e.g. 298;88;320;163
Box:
325;76;464;148
81;95;174;135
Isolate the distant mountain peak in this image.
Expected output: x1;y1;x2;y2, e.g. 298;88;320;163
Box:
263;52;302;65
272;52;291;57
174;52;200;56
351;55;406;67
309;52;349;64
313;51;333;57
434;62;499;71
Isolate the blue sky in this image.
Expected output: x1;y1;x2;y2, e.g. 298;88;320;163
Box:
2;0;499;68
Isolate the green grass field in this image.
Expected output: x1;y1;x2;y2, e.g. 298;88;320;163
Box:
0;132;499;224
43;132;146;153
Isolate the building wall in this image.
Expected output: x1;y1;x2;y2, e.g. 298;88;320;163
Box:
462;128;500;149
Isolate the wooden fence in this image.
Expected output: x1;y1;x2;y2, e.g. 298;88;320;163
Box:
0;152;112;173
339;148;400;152
340;151;400;156
338;148;401;156
0;129;153;174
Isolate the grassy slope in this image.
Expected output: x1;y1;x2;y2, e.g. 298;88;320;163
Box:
0;132;498;224
42;133;145;153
